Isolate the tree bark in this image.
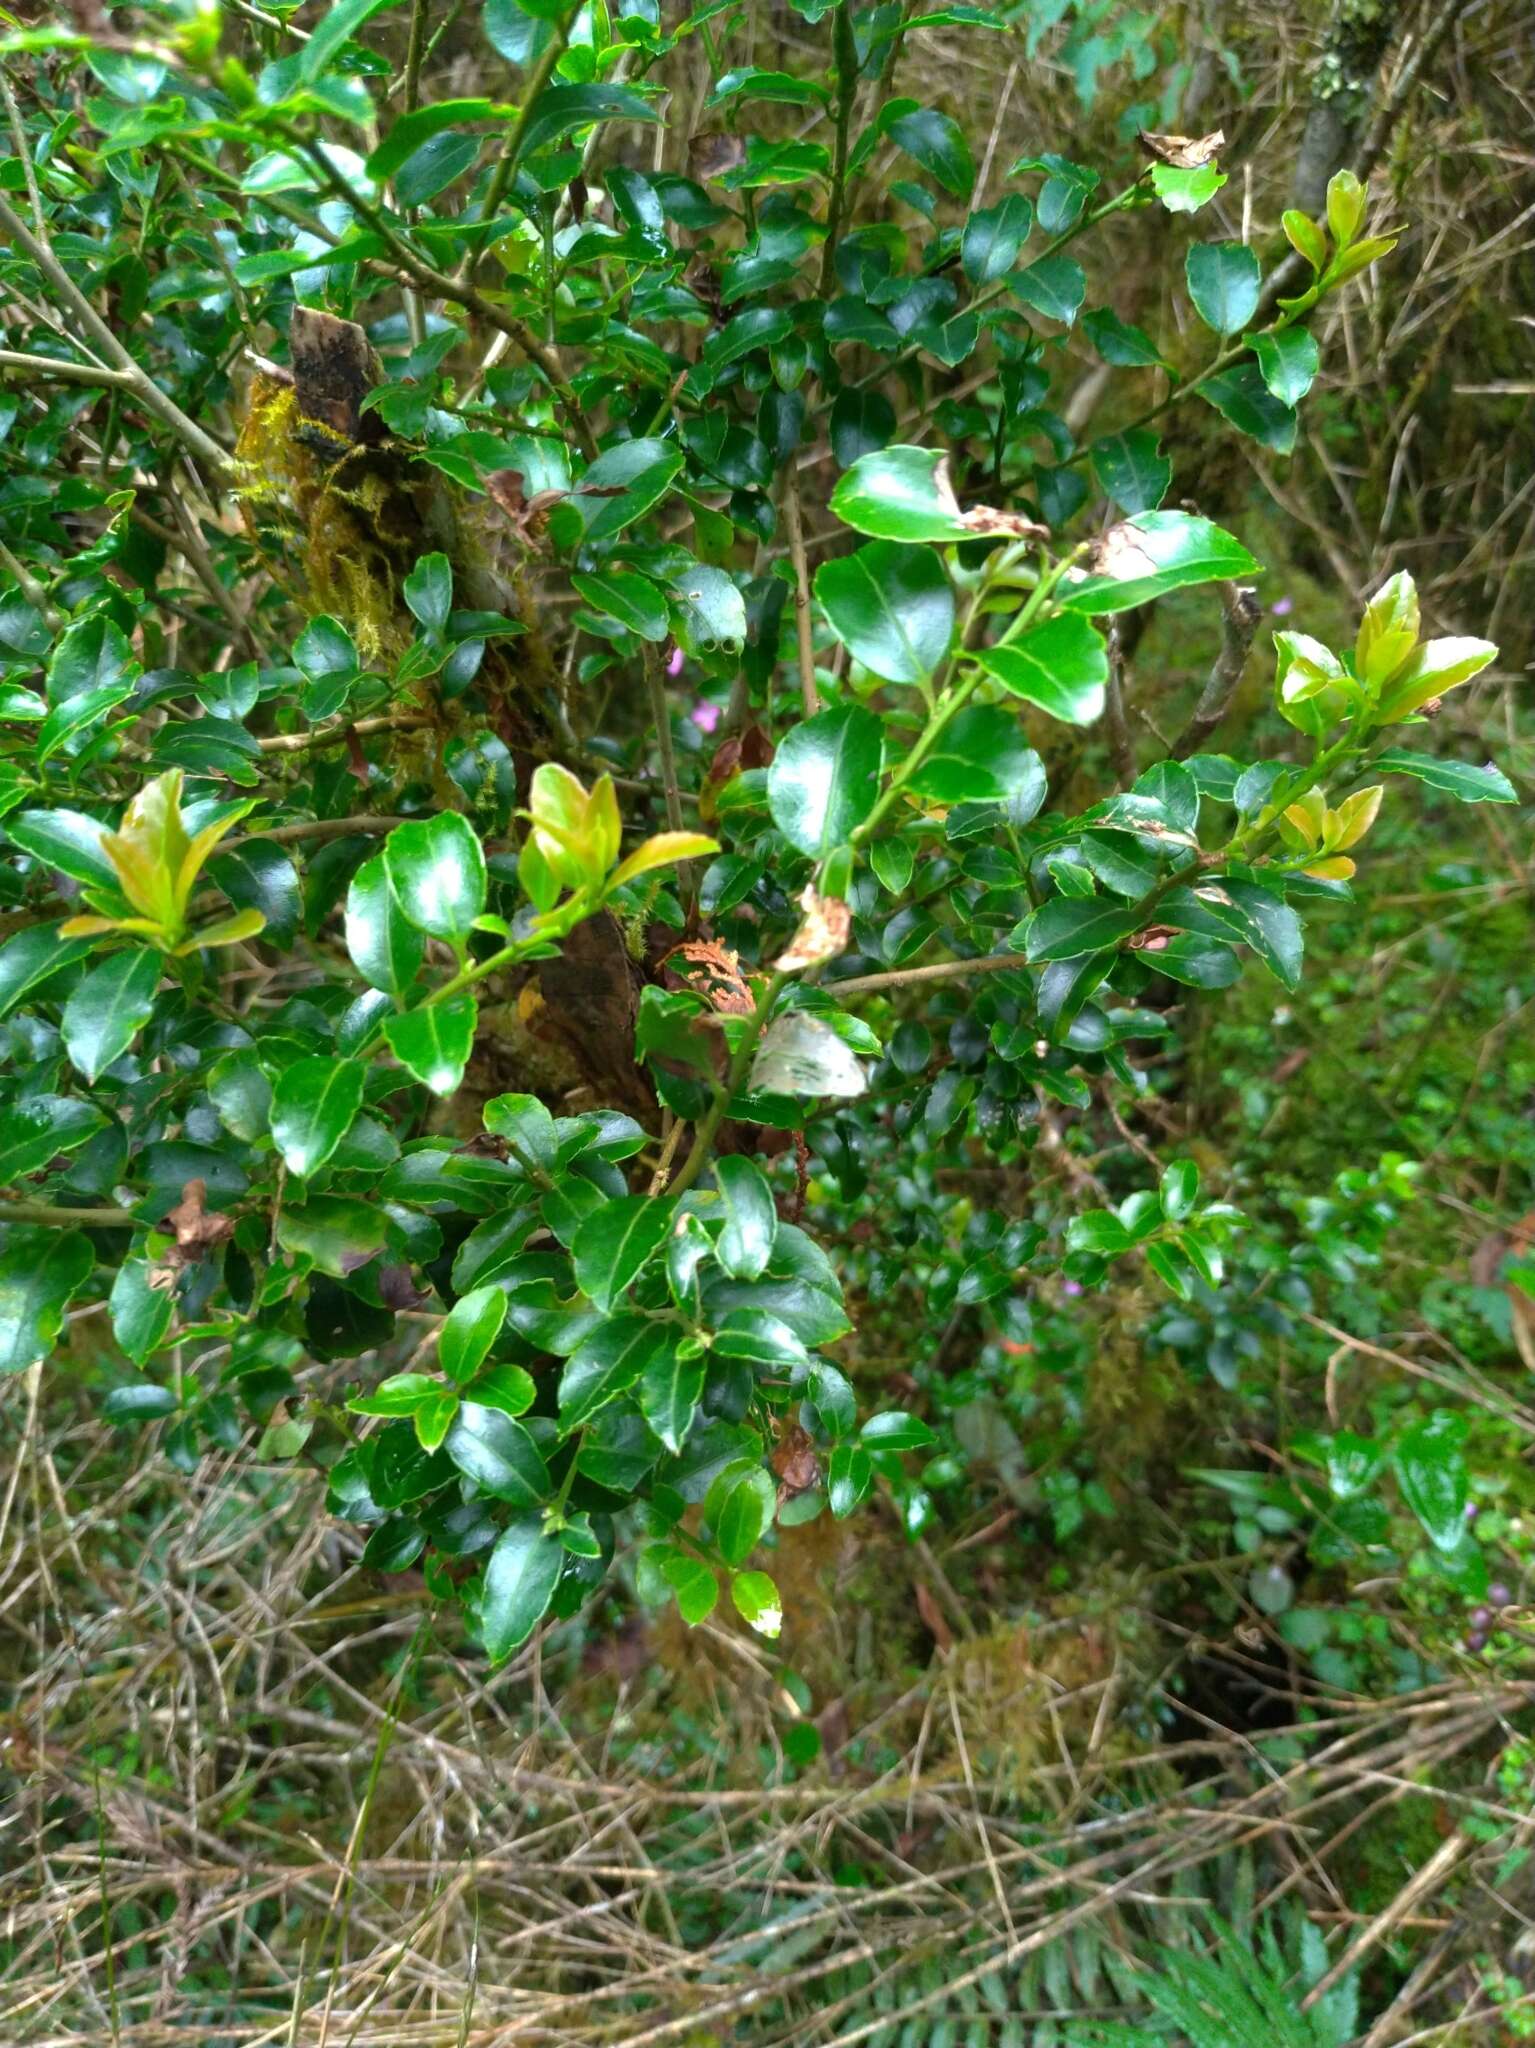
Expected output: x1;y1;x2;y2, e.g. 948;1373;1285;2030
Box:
1292;0;1405;213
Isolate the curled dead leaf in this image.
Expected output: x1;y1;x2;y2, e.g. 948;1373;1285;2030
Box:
662;938;755;1016
775;886;852;973
1138;128;1225;168
772;1422;822;1502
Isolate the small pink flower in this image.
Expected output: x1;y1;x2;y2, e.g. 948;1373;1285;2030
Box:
1271;595;1294;617
1062;1279;1083;1297
666;644;685;677
690;701;721;734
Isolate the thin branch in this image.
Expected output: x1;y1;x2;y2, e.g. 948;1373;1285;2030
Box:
0;348;138;388
0;1199;136;1228
781;470;820;716
817;1;860;297
0;193;233;480
257;713;435;756
459;15;573;283
1171;582;1262;759
828;953;1026;999
642;645;686;836
1103;619;1137;786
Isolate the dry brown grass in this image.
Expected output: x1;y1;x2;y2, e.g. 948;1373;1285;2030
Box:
3;1382;1532;2045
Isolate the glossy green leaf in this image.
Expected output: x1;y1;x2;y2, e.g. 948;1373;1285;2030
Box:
270;1056;366;1178
439;1283;508;1385
713;1465;774;1566
384;813;486;941
1151;162;1226;213
61;947;161;1082
1091;429;1171;514
978;613;1108;725
1199;364;1298;453
1252;326;1320;405
906;706;1037;804
481;1514;564;1661
0;1229;94;1374
828;1442;874;1518
886;104;973;197
713;1155;778;1280
814;541;953;684
1009;255;1086;327
829;445;973;543
558;1314;667;1435
0;1096;104;1182
1023;898;1140;963
7;808;117;889
1370;750;1516;804
383;996;477;1097
731;1568;783;1638
1059;513;1259;614
766;704;882;854
444;1401;550;1505
961;193;1032;283
638;1345;706;1455
571;1195;671;1312
860;1411;938;1451
571;567;670;642
1186;240;1261;334
1394;1410;1468;1553
345;853;424;994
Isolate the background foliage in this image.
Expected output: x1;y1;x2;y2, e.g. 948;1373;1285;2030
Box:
1;0;1531;2040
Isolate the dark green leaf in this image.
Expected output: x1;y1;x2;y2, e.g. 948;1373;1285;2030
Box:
444;1401;550;1506
439;1284;508;1385
1091;430;1171;514
1023;898;1140;963
639;1345;706;1455
1199;363;1298;453
571;1195;671;1311
559;1315;668;1434
961;194;1032;283
0;1096;104;1182
713;1155;778;1280
481;1514;564;1660
61;948;161;1083
1185;241;1261;334
270;1056;366;1177
0;1230;94;1374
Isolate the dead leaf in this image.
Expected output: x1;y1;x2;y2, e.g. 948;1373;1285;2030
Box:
772;1422;822;1502
959;505;1050;539
775;886;852;973
1139;128;1225;168
151;1177;233;1286
662;938;755;1016
689;132;746;183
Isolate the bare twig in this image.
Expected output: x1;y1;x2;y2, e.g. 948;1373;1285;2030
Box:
1172;583;1262;759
